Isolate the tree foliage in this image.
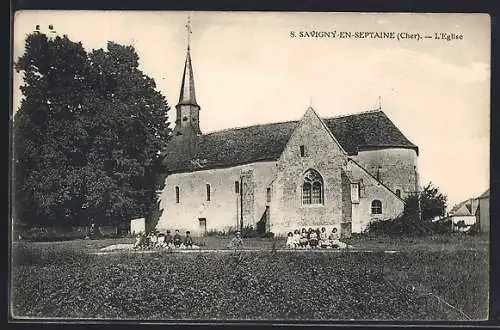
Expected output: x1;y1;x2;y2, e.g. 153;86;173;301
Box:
13;32;171;228
404;182;447;221
366;182;449;236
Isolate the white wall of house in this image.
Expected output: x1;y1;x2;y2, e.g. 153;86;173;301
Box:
451;215;476;232
479;197;489;232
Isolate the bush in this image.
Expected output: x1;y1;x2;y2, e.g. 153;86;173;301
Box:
17;224;134;242
237;226;275;239
261;232;275;239
19;227;87;242
366;215;452;237
205;229;222;237
241;226;260;238
203;226;274;239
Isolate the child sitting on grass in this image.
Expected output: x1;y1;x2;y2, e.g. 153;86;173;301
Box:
165;230;173;248
329;227;347;249
293;229;301;247
308;229;319;248
228;231;243;249
184;231;194;248
319;227;330;248
133;233;144;249
150;231;158;248
286;232;295;249
299;228;309;248
157;233;166;248
173;229;182;248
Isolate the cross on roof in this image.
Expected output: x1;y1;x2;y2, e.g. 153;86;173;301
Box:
185;15;192;49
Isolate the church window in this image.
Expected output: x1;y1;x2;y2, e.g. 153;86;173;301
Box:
300;145;305;157
302;169;324;205
371;200;382;214
266;188;271;202
395;189;401;198
175;186;180;203
235;181;240;194
302;183;311;204
206;184;211;201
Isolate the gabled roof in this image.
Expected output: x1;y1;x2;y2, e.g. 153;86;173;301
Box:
162;110;419;174
478;189;490;199
450;200;474;217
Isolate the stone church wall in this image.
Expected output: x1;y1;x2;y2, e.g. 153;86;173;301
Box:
270;108;347;235
352;148;419;199
347;159;405;233
156;161;276;235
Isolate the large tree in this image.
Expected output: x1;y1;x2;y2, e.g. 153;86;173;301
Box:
13;32;170;228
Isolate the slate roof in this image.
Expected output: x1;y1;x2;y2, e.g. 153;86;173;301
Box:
162;110;418;174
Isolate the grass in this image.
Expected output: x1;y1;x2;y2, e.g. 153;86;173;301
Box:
10;234;489;321
343;233;489;252
13;232;489;253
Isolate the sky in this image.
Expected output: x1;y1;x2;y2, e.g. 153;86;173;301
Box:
12;11;490;210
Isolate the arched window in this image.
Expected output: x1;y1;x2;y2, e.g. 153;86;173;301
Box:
395;189;401;198
302;169;324;205
371;200;382;214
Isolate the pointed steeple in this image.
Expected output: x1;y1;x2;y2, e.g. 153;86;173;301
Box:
174;15;201;136
177;46;199;107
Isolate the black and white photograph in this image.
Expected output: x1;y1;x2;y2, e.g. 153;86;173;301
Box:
10;11;490;321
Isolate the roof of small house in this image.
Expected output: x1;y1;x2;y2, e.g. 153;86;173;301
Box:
478;189;490;199
162;110;418;173
450;200;474;217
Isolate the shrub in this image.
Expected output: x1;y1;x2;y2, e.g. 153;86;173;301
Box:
261;232;275;239
237;225;275;239
205;229;221;237
241;225;259;238
366;215;452;237
20;227;88;242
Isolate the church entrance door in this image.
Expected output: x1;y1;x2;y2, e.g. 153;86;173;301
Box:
198;218;207;236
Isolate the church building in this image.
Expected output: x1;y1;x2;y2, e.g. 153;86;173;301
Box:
157;37;420;238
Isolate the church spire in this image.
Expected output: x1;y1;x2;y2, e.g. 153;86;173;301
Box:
174;15;201;136
177;47;199;107
178;16;198;107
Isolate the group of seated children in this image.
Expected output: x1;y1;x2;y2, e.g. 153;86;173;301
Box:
133;229;194;250
286;227;347;249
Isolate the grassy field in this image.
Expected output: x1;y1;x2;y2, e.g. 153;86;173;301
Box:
14;232;488;252
10;234;489;321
